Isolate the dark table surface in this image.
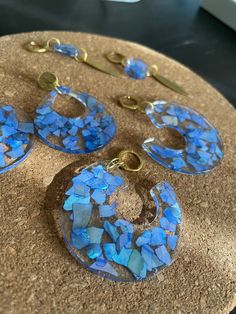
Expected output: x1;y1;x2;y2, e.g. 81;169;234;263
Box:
0;0;235;312
0;0;235;108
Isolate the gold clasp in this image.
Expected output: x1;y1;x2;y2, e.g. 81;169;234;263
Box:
118;95;154;113
107;150;144;172
24;38;61;53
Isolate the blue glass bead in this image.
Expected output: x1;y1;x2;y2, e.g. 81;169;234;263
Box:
143;100;223;174
53;43;79;57
34;87;116;154
124;58;148;79
61;164;182;282
0;105;34;174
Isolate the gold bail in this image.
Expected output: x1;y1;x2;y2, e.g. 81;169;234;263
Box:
38;72;59;91
107;150;144;172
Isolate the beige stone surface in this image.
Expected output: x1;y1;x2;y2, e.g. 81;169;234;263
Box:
0;31;235;314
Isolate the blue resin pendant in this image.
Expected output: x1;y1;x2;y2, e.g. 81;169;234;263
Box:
0;105;34;174
61;162;182;282
143;100;223;174
34;86;116;154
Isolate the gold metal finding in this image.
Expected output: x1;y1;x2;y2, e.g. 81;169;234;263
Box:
107;150;144;172
118;95;154;113
38;72;60;91
106;51;127;65
24;38;61;53
150;64;188;96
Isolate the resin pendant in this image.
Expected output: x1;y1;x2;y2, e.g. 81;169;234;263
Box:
61;162;182;282
34;86;116;154
0;105;34;174
143;100;223;174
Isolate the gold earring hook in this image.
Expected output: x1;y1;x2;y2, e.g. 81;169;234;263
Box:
107;150;144;172
24;37;61;53
118;95;154;113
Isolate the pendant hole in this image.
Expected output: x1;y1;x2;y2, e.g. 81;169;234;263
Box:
53;95;87;118
156;127;186;150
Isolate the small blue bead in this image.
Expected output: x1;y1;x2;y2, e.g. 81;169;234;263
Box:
124;58;148;80
53;43;79;57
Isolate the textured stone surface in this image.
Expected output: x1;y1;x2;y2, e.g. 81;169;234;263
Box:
0;31;235;314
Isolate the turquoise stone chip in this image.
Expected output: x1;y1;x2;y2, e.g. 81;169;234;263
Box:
136;230;151;247
99;203;117;218
160;182;177;205
164;202;181;224
1;125;17;137
90;259;119;277
73;170;94;183
115;219;133;233
150;227;166;246
167;235;178;250
155;245;171;265
141;244;163;271
87;227;104;244
73;183;90;197
91;189;106;204
127;249;147;279
86;244;102;259
71;229;90;249
72;203;92;229
103;243;117;261
113;247;132;267
104;221;120;242
160;217;176;232
17;122;34;134
116;232;132;252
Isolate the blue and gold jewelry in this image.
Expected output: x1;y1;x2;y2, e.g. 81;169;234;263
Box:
34;72;116;154
106;52;187;95
61;150;182;281
0;104;34;174
25;38;121;77
119;96;223;175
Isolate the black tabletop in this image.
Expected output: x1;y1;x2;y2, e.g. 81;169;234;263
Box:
0;0;235;108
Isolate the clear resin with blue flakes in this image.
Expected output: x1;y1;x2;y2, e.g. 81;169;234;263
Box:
142;101;223;174
0;105;34;174
34;87;116;153
124;58;148;80
61;162;182;282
